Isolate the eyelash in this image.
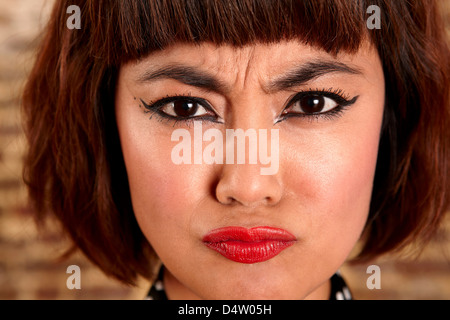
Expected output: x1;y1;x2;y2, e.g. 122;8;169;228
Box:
277;88;359;123
139;94;219;127
139;88;358;126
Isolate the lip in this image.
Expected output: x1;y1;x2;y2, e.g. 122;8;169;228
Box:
202;226;296;264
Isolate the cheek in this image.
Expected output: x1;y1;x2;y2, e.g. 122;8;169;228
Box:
122;138;190;225
117;124;210;257
282;109;383;256
318;133;379;214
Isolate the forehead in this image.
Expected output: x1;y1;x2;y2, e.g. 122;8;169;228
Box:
122;40;382;90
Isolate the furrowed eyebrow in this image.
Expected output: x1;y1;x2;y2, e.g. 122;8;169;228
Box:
136;60;362;94
267;60;363;92
136;65;227;93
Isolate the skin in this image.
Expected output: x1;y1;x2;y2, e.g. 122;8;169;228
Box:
115;40;385;299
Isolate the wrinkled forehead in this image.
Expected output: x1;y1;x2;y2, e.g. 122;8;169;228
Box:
121;40;382;95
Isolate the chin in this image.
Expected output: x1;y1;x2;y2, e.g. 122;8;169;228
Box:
201;275;309;300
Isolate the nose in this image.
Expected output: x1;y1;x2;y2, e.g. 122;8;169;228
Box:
215;162;282;207
214;90;283;207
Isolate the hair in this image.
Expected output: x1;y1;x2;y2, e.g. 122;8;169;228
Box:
22;0;449;285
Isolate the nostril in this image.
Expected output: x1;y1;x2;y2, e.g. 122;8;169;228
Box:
215;178;282;207
214;161;282;207
220;196;235;205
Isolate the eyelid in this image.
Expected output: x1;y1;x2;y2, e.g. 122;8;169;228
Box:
159;100;209;117
288;95;338;114
276;88;359;123
147;96;212;111
284;89;354;109
140;96;223;123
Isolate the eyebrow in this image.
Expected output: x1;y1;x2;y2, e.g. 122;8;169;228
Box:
267;60;363;92
136;60;362;93
137;65;226;93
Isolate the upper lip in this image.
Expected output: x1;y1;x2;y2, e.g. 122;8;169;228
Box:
202;226;296;243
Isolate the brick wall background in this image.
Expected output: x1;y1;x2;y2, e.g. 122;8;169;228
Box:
0;0;449;300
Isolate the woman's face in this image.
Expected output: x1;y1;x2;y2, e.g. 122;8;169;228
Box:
115;40;385;299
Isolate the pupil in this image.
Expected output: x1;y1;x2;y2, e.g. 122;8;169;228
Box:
173;100;198;117
300;95;325;113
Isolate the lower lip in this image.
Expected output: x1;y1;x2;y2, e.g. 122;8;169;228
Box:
202;226;296;264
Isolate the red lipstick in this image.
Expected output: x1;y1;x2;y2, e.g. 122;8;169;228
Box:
202;226;296;264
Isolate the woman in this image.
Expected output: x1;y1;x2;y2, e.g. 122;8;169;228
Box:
22;0;449;299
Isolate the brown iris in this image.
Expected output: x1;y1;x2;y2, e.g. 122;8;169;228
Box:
299;95;325;113
172;100;199;117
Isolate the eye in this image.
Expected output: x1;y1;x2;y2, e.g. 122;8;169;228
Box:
160;99;209;118
286;94;338;115
140;96;220;123
279;89;359;121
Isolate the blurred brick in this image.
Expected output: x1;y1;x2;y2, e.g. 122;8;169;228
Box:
0;179;20;190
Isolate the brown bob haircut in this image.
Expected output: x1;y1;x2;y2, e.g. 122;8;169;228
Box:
23;0;449;285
